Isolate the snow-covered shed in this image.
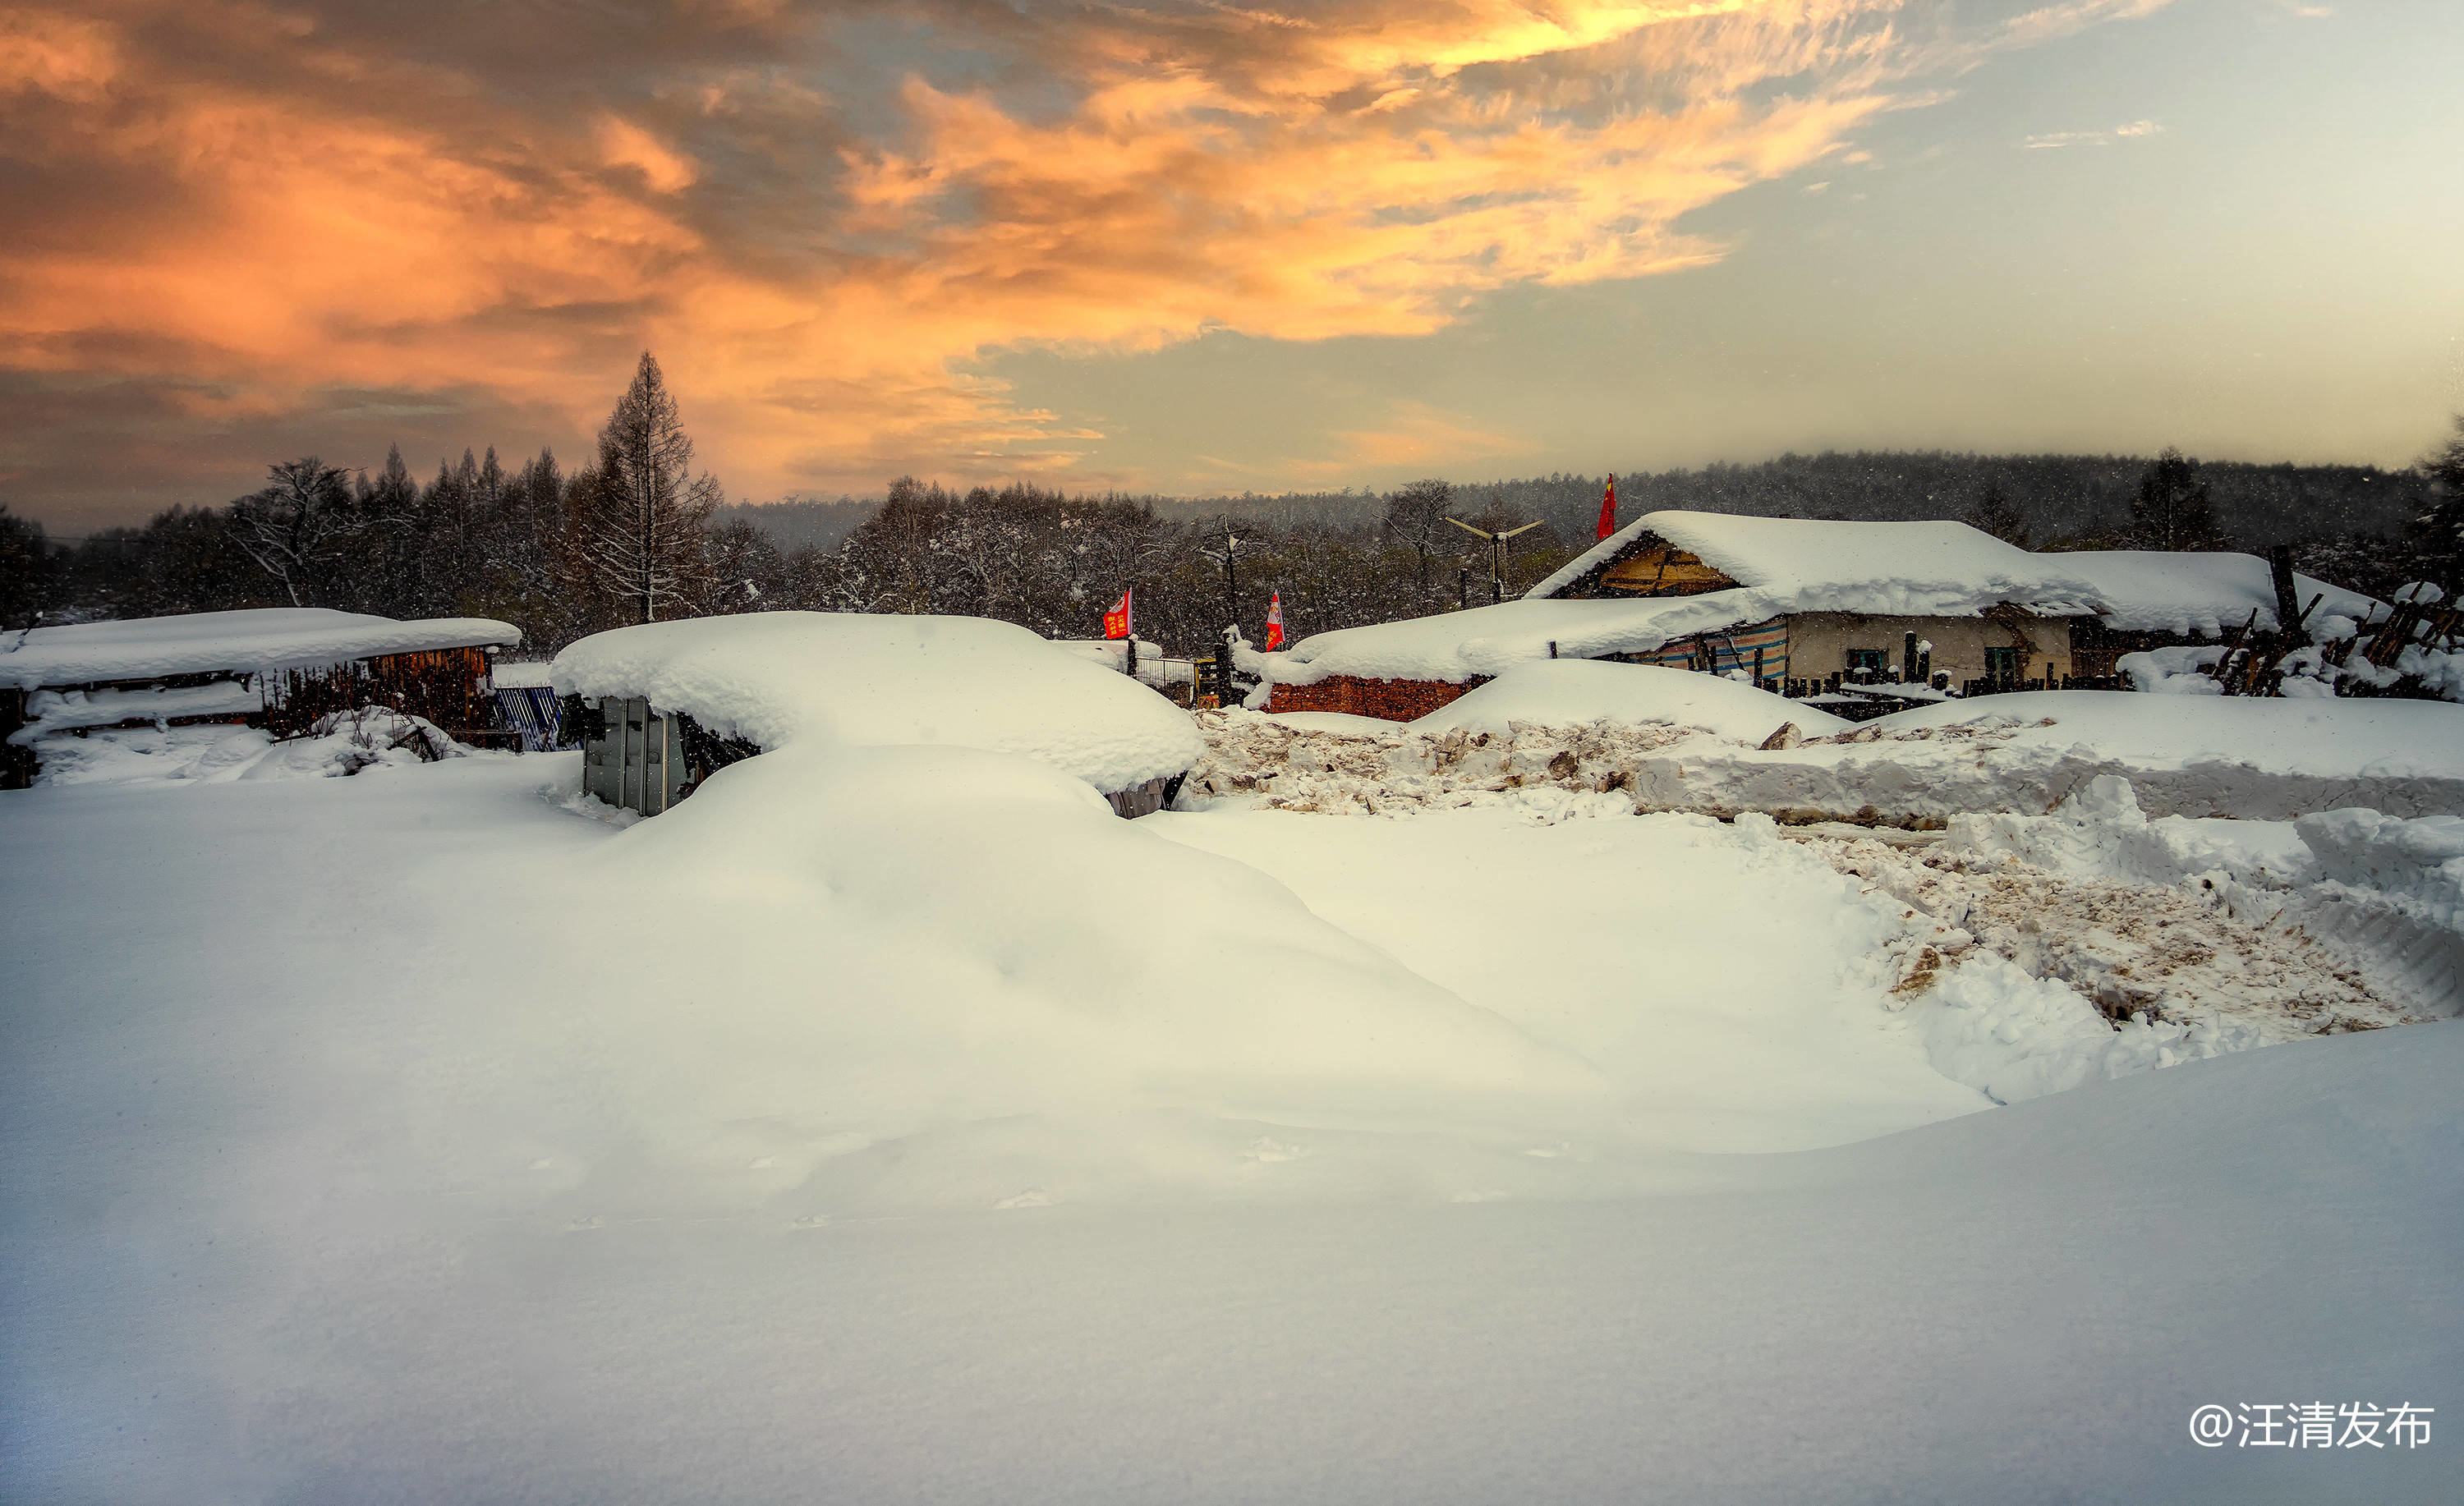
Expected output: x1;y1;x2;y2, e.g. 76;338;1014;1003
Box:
1250;512;2383;720
1;608;520;787
550;613;1203;818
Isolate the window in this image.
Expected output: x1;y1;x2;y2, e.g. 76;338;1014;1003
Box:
1984;646;2022;680
1845;648;1886;680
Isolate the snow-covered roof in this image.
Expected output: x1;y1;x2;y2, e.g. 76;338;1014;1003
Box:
1;608;519;691
1247;591;1830;687
552;612;1202;793
1236;512;2400;688
1528;511;2105;617
2051;551;2381;637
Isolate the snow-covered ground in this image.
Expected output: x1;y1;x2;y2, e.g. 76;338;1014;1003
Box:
4;663;2459;1502
1188;668;2464;824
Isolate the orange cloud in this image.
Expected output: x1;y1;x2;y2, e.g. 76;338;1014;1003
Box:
0;0;2166;513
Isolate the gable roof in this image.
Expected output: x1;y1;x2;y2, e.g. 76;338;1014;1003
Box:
2;608;519;691
1527;510;2106;617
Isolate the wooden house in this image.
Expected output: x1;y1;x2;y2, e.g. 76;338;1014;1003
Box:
1;608;521;787
1252;512;2382;720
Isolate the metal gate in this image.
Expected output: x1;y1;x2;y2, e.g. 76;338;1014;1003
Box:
581;696;687;815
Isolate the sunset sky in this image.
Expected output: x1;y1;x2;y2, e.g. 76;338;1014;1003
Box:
4;0;2458;531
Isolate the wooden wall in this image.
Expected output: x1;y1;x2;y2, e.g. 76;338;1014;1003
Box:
264;646;494;738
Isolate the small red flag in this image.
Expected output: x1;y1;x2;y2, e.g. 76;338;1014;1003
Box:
1102;587;1132;641
1596;475;1618;541
1265;591;1285;650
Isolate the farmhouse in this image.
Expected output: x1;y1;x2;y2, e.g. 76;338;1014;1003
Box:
1;608;521;787
1251;511;2383;720
550;613;1202;819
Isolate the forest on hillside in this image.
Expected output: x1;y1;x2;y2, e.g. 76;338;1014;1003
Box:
9;369;2461;660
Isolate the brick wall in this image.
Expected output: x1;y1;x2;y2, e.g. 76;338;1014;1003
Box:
1265;673;1487;721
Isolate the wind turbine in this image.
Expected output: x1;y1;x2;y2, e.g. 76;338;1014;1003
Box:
1446;516;1546;604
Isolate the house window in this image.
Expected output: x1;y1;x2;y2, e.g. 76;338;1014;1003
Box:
1845;649;1886;680
1984;646;2022;680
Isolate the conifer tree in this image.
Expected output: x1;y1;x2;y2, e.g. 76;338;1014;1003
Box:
2128;448;2227;551
570;352;719;623
1965;479;2030;548
2416;413;2464;592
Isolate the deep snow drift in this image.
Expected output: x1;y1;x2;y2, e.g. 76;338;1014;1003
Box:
551;612;1202;793
2;757;2456;1504
7;648;2460;1502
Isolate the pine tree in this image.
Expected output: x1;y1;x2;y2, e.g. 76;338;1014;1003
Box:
2416;413;2464;592
1965;479;2030;548
1;504;50;631
569;352;720;624
2128;448;2227;551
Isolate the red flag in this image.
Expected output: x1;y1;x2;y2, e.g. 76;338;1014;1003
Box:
1596;475;1618;541
1264;591;1285;650
1102;587;1132;641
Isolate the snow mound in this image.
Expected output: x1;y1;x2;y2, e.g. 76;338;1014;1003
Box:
579;740;1611;1150
1859;691;2464;783
551;613;1202;793
1410;659;1850;742
1;608;517;689
24;708;471;785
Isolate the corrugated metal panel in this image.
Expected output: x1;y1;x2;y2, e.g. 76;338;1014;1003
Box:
493;686;564;751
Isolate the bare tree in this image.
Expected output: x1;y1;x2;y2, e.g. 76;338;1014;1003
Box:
1382;479;1456;599
230;457;361;607
571;352;720;623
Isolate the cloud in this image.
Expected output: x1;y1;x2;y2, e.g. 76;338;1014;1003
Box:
1297;401;1534;479
2021;118;2162;149
0;0;2183;521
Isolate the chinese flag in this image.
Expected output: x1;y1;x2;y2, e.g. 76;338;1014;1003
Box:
1265;591;1285;650
1102;587;1132;640
1596;475;1618;541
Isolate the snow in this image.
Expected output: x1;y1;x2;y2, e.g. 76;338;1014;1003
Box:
1150;805;1988;1150
2055;549;2379;636
1527;510;2105;614
2;755;2455;1500
1192;692;2464;829
551;612;1202;793
1412;659;1852;742
0;608;518;689
9;650;2462;1500
1525;512;2384;639
1253;594;1818;688
9;679;263;742
22;709;472;785
1858;691;2464;783
487;658;559;689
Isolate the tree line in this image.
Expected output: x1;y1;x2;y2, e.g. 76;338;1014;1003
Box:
7;363;2461;657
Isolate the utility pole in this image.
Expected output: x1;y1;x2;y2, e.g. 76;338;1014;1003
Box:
1446;517;1544;604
